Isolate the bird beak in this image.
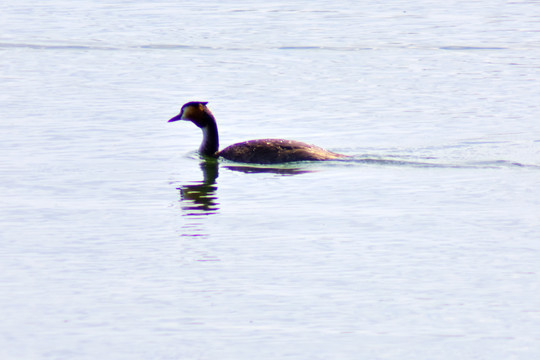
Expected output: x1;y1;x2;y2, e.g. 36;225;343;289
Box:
168;113;183;122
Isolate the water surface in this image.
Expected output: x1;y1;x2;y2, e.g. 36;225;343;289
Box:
1;1;540;359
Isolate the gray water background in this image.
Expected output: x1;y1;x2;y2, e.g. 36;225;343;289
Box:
1;1;540;359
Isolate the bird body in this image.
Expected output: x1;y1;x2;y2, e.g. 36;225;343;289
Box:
169;101;346;164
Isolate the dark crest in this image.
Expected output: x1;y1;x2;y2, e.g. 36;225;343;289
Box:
182;101;208;110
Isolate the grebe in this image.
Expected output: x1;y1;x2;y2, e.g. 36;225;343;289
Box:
168;101;346;164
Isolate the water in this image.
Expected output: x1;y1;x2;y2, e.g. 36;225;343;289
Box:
1;1;540;359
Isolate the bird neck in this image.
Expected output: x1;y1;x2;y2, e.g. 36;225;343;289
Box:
199;118;219;156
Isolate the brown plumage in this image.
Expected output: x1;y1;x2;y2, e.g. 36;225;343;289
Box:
218;139;344;164
168;101;346;164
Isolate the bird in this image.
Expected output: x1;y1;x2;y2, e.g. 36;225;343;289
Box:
168;101;347;164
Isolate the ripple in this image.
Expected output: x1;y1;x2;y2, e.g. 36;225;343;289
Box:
0;42;117;51
0;42;374;52
440;45;508;51
345;156;540;170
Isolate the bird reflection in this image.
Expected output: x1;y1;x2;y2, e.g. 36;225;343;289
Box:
177;160;220;216
177;160;314;216
222;165;314;175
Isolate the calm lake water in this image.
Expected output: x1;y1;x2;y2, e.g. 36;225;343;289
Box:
1;1;540;359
